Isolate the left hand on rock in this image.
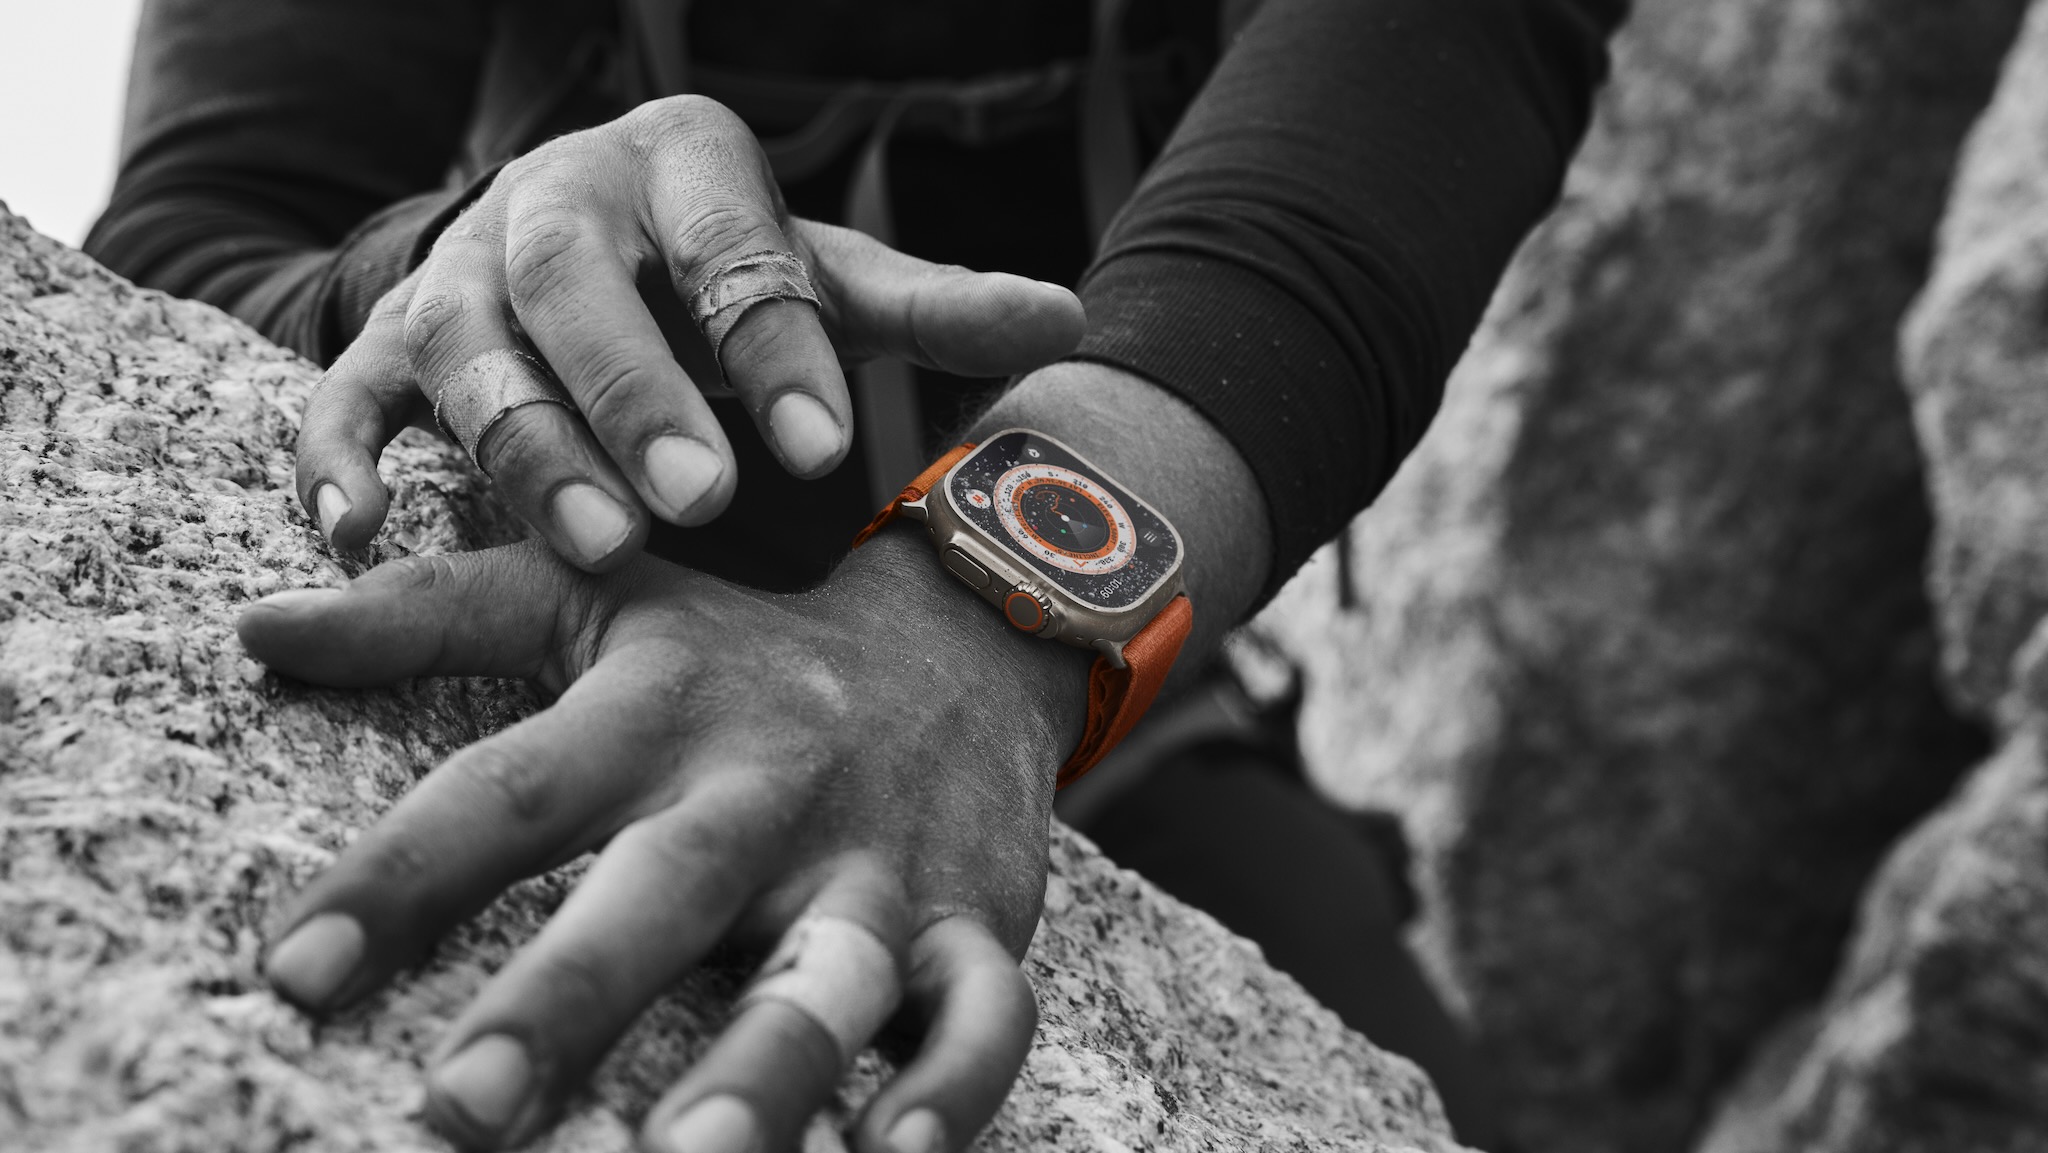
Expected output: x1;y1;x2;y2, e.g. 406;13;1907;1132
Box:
239;532;1090;1153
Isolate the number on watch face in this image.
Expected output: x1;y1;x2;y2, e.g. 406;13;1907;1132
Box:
993;464;1137;575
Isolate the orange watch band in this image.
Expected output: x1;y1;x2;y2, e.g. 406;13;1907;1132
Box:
1058;591;1191;787
851;441;1192;788
851;442;977;549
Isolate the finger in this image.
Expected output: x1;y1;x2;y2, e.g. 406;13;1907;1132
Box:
498;164;744;524
409;221;654;570
236;542;590;688
261;645;689;1015
796;220;1087;378
638;114;853;480
852;916;1038;1153
295;281;428;550
419;772;793;1149
640;858;912;1153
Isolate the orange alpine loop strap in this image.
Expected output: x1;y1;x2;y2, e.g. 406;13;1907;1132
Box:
852;442;1191;788
850;442;976;549
1057;591;1191;787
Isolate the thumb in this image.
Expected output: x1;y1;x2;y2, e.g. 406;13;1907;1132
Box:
794;220;1086;378
237;542;592;688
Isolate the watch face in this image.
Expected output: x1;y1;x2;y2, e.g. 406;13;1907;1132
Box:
945;431;1182;611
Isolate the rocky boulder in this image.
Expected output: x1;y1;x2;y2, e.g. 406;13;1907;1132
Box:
1243;0;2024;1149
1693;2;2048;1147
0;204;1461;1153
1900;0;2048;722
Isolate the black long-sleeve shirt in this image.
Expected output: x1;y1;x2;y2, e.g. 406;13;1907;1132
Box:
86;0;1626;592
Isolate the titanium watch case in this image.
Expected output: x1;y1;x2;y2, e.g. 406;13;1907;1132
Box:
898;430;1186;669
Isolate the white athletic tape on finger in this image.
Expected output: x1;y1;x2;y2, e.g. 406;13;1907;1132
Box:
431;348;576;472
735;913;901;1067
686;250;821;368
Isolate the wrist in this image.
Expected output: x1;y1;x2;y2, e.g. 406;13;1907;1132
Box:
828;522;1093;771
979;362;1269;668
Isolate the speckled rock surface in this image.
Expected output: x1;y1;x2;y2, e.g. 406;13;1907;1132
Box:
1242;0;2020;1150
1900;0;2048;722
1693;7;2048;1147
0;203;1461;1153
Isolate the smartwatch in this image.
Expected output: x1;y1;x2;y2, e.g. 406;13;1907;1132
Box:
852;429;1193;786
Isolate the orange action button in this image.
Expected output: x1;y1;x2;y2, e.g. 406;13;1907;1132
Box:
1004;590;1047;633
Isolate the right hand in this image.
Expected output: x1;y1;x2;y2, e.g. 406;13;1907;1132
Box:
298;95;1087;570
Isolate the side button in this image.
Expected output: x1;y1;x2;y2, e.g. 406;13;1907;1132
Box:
942;547;992;590
1004;589;1053;634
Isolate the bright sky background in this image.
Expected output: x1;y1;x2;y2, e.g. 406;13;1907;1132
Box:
0;2;145;246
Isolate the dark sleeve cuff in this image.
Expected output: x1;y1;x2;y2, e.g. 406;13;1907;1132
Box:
1071;252;1389;601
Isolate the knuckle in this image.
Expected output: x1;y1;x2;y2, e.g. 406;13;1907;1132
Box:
718;308;805;374
451;742;557;824
357;828;439;896
670;200;782;273
504;211;593;308
401;287;470;363
627;810;759;893
472;399;556;474
626;94;741;137
613;97;753;176
567;345;653;428
753;1001;845;1081
373;553;466;599
523;945;623;1029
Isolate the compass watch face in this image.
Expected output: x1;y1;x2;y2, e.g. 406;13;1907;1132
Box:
944;431;1182;611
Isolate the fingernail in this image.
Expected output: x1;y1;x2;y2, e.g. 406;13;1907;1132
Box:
885;1108;946;1153
662;1094;760;1153
314;483;352;540
644;436;725;519
551;482;634;565
252;587;346;614
433;1034;535;1135
264;912;364;1007
768;393;844;475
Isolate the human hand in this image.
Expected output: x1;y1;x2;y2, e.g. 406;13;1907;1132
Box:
239;528;1091;1152
297;95;1086;571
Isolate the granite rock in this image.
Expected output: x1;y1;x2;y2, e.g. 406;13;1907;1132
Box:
1694;5;2048;1147
1900;0;2048;721
1693;626;2048;1153
0;203;1461;1153
1242;0;2022;1150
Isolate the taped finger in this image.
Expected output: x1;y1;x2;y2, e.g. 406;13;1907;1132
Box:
641;860;910;1153
430;348;576;471
738;910;903;1068
408;232;651;571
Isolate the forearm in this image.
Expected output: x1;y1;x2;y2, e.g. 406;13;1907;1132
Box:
86;0;493;362
1077;0;1627;594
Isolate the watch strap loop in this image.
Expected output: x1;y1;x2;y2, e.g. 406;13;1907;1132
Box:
1058;592;1192;787
851;441;977;548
